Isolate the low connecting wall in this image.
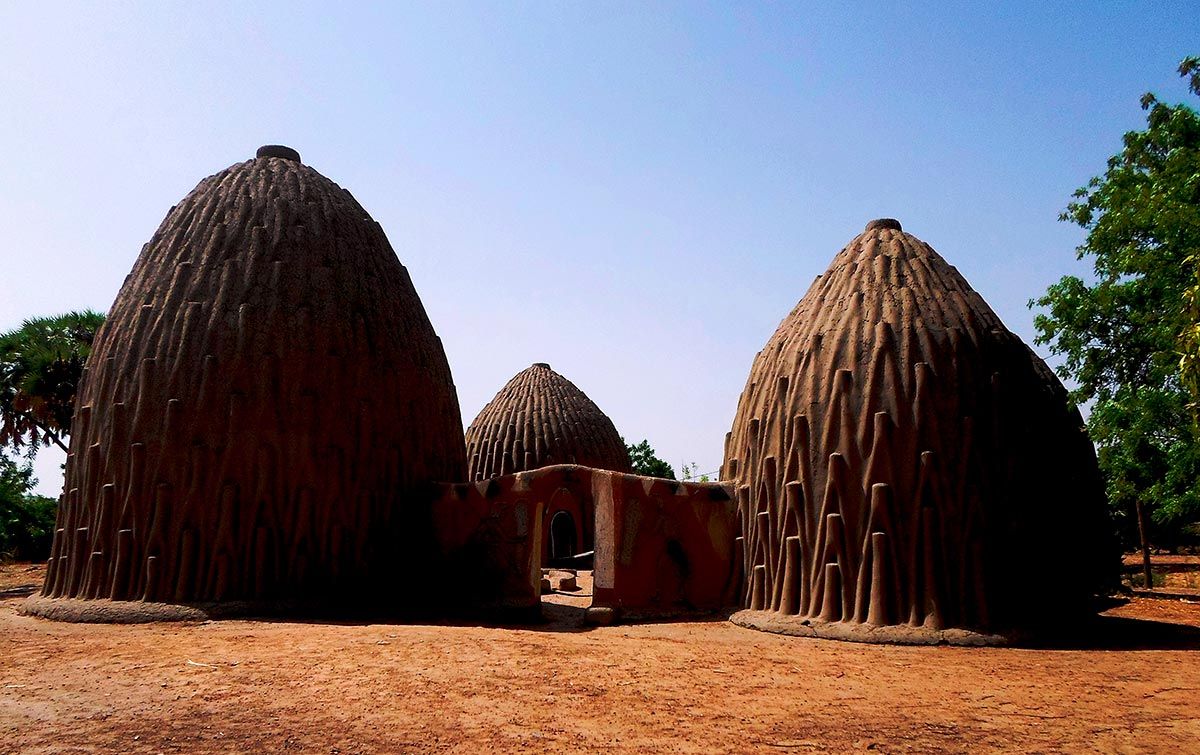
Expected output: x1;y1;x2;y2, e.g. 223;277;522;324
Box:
430;466;739;621
430;481;544;617
590;471;739;617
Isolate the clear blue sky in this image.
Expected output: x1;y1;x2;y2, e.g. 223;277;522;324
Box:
1;3;1194;494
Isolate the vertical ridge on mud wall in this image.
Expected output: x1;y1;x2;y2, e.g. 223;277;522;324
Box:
722;219;1114;636
465;363;632;481
40;148;467;608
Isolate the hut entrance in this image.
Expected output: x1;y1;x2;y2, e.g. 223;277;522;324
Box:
540;506;590;619
540;501;592;620
549;510;577;562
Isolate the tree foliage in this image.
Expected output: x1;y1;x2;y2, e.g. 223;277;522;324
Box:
0;310;105;454
625;438;675;479
1031;57;1200;545
1175;56;1200;406
679;462;712;482
0;453;57;561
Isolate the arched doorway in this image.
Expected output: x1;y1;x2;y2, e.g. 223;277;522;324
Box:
549;510;577;562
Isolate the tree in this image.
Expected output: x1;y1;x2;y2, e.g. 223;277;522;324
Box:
624;438;675;479
678;462;712;483
1031;57;1200;558
0;310;105;454
1172;56;1200;409
0;453;57;561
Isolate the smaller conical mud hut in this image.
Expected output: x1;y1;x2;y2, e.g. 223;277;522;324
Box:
465;363;632;480
724;219;1115;644
465;363;633;563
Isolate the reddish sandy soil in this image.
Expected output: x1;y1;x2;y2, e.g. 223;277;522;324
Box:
1122;554;1200;567
2;562;1199;754
0;563;43;593
1123;553;1200;592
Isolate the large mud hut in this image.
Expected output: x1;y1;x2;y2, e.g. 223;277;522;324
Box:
724;219;1115;643
31;145;467;619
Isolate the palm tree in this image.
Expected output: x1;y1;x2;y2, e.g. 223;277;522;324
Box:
0;310;105;454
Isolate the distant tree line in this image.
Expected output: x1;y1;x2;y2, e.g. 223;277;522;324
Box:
0;455;57;561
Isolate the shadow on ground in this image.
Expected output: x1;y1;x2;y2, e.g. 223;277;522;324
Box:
1028;614;1200;652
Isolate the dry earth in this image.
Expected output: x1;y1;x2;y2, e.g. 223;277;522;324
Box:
1123;553;1200;593
2;562;1199;754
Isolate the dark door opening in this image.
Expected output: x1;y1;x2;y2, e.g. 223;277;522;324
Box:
549;510;577;562
541;507;592;623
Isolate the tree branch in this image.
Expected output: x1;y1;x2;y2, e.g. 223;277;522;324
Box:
5;409;70;455
36;423;70;454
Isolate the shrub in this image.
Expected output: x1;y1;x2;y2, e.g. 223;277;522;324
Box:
0;454;58;561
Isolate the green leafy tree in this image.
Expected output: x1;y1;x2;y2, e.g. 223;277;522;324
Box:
0;310;105;454
624;438;676;479
0;453;57;561
1031;57;1200;552
1173;57;1200;408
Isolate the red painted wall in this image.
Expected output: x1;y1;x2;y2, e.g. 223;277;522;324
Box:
590;471;739;615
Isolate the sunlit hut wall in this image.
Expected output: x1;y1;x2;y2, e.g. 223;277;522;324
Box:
465;363;632;480
39;146;466;610
723;219;1114;639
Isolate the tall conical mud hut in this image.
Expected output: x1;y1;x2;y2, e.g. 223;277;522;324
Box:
724;219;1114;644
465;362;631;480
30;146;467;620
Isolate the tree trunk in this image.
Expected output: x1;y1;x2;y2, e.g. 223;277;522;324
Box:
1134;498;1154;590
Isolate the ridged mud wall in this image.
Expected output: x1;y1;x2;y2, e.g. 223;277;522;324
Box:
41;151;466;608
723;220;1112;635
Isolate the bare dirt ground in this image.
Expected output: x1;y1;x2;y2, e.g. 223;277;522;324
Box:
1123;553;1200;593
3;562;1199;754
0;562;44;594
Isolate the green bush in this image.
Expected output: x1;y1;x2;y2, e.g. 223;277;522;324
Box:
0;454;58;562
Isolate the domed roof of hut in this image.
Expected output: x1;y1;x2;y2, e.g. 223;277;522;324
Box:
723;219;1113;642
35;146;466;616
466;363;632;480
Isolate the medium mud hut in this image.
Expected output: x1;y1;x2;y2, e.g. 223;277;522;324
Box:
465;362;632;562
466;363;631;480
723;219;1114;643
33;146;466;618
